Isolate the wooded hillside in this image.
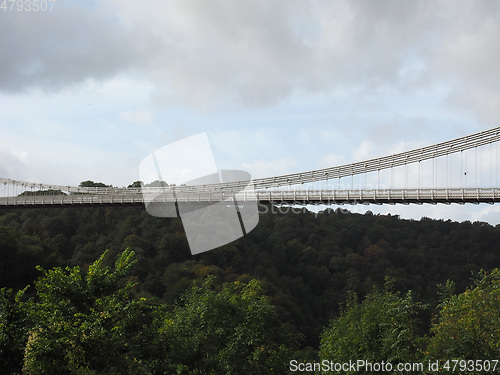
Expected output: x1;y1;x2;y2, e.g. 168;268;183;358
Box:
1;202;500;373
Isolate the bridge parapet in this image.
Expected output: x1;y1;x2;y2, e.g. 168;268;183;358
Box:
1;188;499;207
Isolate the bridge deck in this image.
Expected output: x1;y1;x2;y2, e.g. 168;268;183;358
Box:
1;188;499;207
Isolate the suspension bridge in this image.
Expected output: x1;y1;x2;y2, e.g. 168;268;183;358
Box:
2;126;500;207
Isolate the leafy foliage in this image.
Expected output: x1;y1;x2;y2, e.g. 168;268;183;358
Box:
22;249;158;374
79;181;111;188
0;287;33;374
165;276;300;374
18;189;66;196
2;204;500;372
2;205;500;348
1;248;300;374
428;269;500;366
320;280;427;374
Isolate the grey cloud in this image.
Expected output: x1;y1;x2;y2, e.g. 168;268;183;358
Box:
431;2;500;124
0;145;28;179
142;0;312;107
0;3;140;92
139;0;441;106
3;0;500;122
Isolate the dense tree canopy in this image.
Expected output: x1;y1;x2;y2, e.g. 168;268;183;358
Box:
22;249;156;374
320;281;427;374
166;276;300;374
78;181;111;188
0;287;32;374
428;269;500;364
2;249;299;374
1;202;500;372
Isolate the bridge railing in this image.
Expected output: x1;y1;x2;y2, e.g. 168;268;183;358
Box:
1;187;500;206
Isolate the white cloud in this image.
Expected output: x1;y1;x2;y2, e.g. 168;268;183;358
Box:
352;140;377;161
358;203;500;225
318;153;346;169
241;158;299;180
0;145;30;179
120;110;154;127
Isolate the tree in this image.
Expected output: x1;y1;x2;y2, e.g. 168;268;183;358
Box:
128;181;143;188
164;276;301;374
428;269;500;367
18;189;66;196
79;181;110;188
0;287;32;374
0;226;19;287
22;249;161;375
320;280;427;374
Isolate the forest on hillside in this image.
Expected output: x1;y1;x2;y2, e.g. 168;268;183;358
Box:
1;194;500;373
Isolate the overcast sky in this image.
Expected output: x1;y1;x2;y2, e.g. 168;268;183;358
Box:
2;0;500;223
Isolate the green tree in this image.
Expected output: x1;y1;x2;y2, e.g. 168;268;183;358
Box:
0;287;33;374
79;181;110;188
18;189;65;196
320;280;427;374
428;269;500;369
164;276;300;374
22;249;161;375
0;226;19;287
128;181;143;188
